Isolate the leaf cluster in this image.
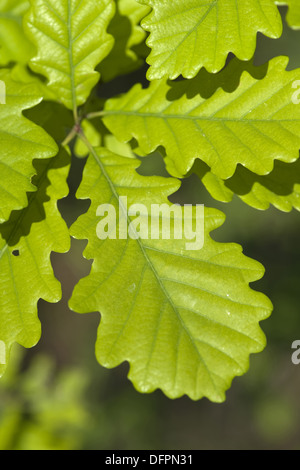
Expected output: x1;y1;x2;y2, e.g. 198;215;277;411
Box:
0;0;299;401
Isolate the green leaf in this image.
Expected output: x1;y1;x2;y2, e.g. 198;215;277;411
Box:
102;56;300;179
24;0;115;111
0;148;71;377
138;0;282;79
276;1;300;28
194;158;300;212
69;146;272;402
98;0;150;82
0;0;34;66
0;68;58;223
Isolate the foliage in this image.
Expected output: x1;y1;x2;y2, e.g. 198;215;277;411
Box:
0;347;90;450
0;0;299;403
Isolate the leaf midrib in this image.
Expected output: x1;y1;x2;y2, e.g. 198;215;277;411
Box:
67;0;77;119
102;109;298;123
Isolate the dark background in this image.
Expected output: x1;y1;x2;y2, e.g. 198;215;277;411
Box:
0;6;300;450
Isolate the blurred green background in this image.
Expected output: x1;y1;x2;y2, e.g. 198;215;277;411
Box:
1;6;300;450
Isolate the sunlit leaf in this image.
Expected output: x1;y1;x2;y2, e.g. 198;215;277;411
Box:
0;148;70;376
138;0;282;79
24;0;115;110
102;57;300;179
194;158;300;212
0;69;58;223
69;146;272;402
